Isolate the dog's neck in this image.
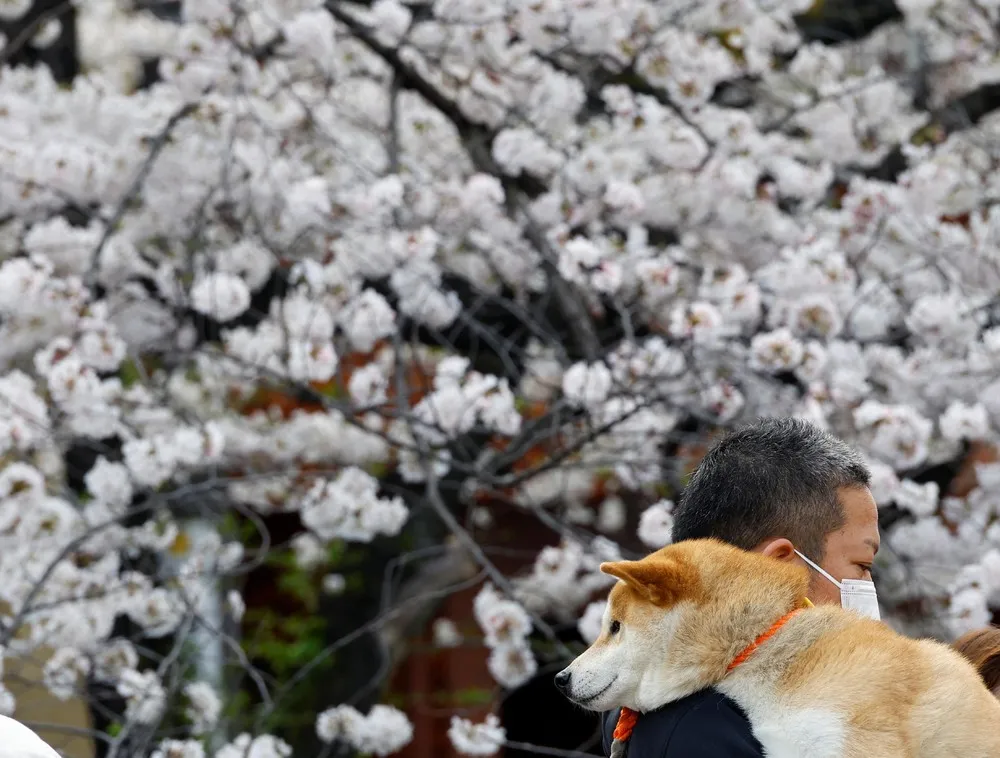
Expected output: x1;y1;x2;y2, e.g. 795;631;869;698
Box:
709;585;810;681
628;592;807;712
665;579;810;698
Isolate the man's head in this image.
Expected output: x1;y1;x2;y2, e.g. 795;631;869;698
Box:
671;417;880;605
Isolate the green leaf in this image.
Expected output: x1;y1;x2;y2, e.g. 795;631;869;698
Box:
119;358;142;388
276;570;319;612
328;539;345;564
653;482;674;498
366;461;390;478
451;687;494;706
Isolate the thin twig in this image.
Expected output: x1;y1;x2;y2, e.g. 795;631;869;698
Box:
83;102;199;290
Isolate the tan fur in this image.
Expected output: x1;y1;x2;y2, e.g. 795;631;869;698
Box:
559;538;1000;758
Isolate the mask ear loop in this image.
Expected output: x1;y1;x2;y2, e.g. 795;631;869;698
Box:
793;549;842;590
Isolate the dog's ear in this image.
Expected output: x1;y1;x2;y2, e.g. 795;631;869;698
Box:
600;558;686;606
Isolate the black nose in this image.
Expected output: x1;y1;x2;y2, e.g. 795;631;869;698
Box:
554;670;571;693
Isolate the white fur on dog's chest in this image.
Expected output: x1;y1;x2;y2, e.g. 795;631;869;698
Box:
751;708;846;758
719;682;846;758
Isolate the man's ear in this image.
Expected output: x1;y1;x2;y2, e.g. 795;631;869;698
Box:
600;558;684;606
759;537;796;562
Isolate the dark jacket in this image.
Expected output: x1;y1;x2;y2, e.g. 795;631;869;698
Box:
601;689;764;758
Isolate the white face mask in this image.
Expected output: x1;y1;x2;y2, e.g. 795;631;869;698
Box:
794;549;881;621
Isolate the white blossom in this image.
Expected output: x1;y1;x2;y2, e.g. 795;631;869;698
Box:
668;302;726;344
299;468;409;542
226;589;246;622
475;589;532;648
487;641;538;689
322;573;346;595
184;681;221;735
0;685;13;716
190;273;252;322
370;0;412;46
940;402;991;443
597;496;627;533
340;290;397;352
349;363;389;407
316;704;367;745
0;0;31;22
316;704;414;756
562;362;613;408
750;328;806;373
152;741;206;758
637;500;674;549
216;734;291;758
117;668;166;724
577;600;606;645
42;647;90;701
291;533;329;570
433;618;462;647
449;714;506;756
94;640;139;683
282;9;337;67
84;457;133;513
893;480;940;518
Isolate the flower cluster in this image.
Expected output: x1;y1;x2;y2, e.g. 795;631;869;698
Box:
215;734;292;758
298;467;408;543
577;601;608;646
473;584;538;689
448;714;507;756
152;740;206;758
396;356;523;481
637;500;675;549
315;704;414;756
513;537;621;622
184;681;222;736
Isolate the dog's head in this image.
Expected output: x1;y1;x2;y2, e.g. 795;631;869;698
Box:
555;538;810;712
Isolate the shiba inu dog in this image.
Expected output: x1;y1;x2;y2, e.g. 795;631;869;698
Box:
556;538;1000;757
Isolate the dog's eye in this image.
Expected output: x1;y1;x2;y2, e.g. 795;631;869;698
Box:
609;620;621;635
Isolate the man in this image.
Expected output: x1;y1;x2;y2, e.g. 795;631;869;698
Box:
601;416;880;758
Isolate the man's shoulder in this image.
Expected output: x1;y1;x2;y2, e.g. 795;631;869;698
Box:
646;687;748;720
602;689;763;758
601;688;750;736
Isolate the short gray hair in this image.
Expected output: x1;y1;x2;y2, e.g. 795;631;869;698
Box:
672;417;871;560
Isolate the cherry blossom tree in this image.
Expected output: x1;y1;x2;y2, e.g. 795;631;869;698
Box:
3;0;1000;755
